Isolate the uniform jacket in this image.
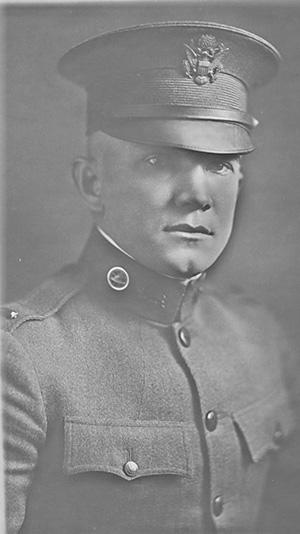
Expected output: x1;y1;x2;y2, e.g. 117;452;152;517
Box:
2;228;297;534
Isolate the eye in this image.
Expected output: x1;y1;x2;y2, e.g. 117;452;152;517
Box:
146;156;159;165
205;160;234;176
144;154;168;168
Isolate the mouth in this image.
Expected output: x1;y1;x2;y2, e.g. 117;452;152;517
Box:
164;223;214;236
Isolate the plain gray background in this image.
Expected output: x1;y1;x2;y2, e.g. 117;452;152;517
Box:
3;2;300;532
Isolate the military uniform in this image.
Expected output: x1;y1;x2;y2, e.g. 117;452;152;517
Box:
2;228;297;534
3;20;298;534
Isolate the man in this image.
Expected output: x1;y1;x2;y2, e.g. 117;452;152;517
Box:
2;22;298;534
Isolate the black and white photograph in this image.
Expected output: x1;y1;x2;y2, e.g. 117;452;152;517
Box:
2;1;300;533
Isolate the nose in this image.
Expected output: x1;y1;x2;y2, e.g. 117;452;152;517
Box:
174;163;212;211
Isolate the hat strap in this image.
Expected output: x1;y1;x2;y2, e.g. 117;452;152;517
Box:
103;104;258;128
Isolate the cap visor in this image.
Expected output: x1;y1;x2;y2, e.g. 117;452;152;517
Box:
92;118;254;154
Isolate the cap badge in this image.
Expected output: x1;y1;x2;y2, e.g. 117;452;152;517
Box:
107;266;130;291
183;34;228;86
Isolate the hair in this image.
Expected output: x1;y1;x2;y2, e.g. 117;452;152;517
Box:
87;130;116;161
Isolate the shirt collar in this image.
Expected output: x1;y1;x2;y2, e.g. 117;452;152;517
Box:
96;226;135;259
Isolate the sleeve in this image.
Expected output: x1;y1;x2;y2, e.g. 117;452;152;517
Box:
2;331;47;534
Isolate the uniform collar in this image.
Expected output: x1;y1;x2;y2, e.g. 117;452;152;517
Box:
79;227;206;325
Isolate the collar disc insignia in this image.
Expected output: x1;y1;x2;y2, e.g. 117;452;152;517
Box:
107;266;130;291
183;34;229;86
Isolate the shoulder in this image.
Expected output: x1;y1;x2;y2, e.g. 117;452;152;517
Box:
203;281;266;308
1;263;89;415
1;262;87;336
199;282;294;365
201;282;278;329
202;281;299;412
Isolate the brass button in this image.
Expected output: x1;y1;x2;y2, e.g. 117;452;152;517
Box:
212;495;224;517
178;327;191;347
123;460;138;477
107;266;130;291
205;410;218;432
273;426;284;445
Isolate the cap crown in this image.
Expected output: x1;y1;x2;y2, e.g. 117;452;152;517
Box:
58;22;281;154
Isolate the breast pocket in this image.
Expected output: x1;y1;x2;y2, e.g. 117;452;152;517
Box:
62;419;197;532
232;388;296;465
206;389;296;530
63;418;194;481
224;388;296;528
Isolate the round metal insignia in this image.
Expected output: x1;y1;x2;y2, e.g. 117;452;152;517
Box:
107;266;130;291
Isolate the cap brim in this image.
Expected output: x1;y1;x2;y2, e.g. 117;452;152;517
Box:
92;118;254;154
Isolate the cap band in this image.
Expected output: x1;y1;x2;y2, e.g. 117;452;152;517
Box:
102;104;257;128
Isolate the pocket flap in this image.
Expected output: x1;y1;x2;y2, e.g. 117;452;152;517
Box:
232;389;296;463
63;418;194;480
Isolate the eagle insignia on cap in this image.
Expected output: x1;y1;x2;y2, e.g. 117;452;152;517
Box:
183;34;229;86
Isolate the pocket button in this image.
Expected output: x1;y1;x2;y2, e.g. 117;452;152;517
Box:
123;460;139;477
273;425;284;445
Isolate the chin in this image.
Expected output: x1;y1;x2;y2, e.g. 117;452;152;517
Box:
162;260;207;279
164;250;223;278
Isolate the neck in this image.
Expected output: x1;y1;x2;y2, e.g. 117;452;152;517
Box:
79;227;206;325
96;225;203;285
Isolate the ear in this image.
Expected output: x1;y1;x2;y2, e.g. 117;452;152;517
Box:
238;177;244;195
237;158;244;195
238;174;244;195
72;157;104;212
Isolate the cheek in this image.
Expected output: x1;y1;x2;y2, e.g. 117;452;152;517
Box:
106;181;172;215
214;181;239;221
101;185;157;234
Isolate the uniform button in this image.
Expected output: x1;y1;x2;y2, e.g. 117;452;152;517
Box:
205;410;218;432
273;426;284;445
178;327;191;347
123;460;138;477
212;495;224;517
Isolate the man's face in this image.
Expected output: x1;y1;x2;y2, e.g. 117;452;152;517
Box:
91;135;243;278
